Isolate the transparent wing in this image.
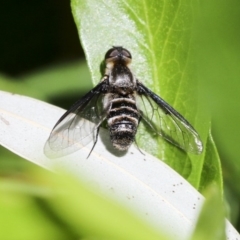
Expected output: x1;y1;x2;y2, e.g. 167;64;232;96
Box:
137;81;203;154
44;81;108;158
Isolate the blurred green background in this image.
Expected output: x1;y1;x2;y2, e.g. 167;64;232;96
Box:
0;0;92;169
0;0;240;235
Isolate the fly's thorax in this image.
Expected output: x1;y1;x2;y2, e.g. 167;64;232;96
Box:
107;63;136;95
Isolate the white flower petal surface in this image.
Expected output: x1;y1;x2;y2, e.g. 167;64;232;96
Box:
0;90;239;239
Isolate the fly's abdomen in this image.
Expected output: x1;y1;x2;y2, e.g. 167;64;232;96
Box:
107;98;139;150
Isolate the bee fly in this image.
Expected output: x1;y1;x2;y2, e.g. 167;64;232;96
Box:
44;46;203;158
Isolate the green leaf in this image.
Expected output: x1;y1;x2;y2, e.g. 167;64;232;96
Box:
71;0;222;191
24;61;92;100
44;171;169;240
71;0;222;190
0;168;169;240
0;181;67;240
193;0;240;217
0;61;91;102
199;130;223;194
191;184;226;240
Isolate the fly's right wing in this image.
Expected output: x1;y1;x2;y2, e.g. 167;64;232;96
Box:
44;80;108;158
136;81;203;154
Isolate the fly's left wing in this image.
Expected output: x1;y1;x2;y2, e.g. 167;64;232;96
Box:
44;80;108;158
136;81;203;154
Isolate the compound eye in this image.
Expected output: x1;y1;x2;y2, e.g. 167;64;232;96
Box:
105;48;119;59
104;47;132;64
122;49;132;59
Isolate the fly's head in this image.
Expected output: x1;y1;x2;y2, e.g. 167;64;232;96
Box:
105;46;132;69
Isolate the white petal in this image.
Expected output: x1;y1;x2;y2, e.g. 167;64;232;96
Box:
0;90;238;239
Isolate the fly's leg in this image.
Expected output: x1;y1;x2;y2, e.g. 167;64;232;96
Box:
87;127;100;158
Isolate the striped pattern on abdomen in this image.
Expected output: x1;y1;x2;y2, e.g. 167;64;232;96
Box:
107;97;140;150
